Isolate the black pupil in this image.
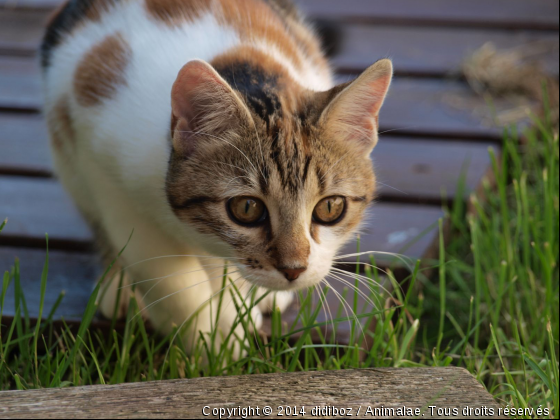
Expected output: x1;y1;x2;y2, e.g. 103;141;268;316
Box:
244;200;251;214
327;200;332;214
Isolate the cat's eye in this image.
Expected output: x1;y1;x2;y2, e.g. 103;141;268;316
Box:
227;196;267;225
313;196;346;224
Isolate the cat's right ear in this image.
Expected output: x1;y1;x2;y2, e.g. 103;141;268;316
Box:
171;60;252;157
319;59;392;157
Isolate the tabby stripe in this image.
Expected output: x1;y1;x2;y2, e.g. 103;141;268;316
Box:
171;196;219;210
301;155;312;186
349;196;367;202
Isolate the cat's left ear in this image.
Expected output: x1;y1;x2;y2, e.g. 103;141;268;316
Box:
171;60;252;157
320;59;392;157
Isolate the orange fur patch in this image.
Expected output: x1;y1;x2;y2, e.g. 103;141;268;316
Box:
74;33;132;107
144;0;209;24
145;0;319;73
49;96;75;150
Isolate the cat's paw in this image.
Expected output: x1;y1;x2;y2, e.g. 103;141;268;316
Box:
257;291;294;314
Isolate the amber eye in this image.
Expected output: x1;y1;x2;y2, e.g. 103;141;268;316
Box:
227;196;267;225
313;196;346;224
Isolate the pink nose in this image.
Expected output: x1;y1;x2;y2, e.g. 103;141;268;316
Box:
278;267;307;282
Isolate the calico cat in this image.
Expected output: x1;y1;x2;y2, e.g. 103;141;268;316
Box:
41;0;392;355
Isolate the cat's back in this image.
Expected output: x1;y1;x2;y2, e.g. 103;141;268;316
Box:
41;0;330;103
41;0;331;220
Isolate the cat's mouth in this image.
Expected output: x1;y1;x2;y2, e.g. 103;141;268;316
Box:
235;262;330;292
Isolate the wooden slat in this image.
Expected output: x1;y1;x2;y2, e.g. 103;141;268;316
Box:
0;56;41;110
341;203;443;266
0;246;380;343
0;176;443;258
374;138;495;201
0;113;52;176
0;113;496;201
2;8;558;78
0;246;101;321
0;176;92;248
0;367;502;419
6;0;560;30
297;0;559;31
0;56;511;139
332;24;559;77
0;9;47;55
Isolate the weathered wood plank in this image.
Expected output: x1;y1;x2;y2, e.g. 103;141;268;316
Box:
0;367;502;419
0;113;497;201
0;246;379;343
2;8;558;78
0;176;443;260
7;0;559;30
0;56;41;110
374;138;496;202
0;9;47;55
0;56;510;139
0;176;92;248
332;24;559;77
0;246;101;321
0;113;52;176
298;0;559;31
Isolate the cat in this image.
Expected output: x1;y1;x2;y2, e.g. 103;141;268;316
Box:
41;0;392;356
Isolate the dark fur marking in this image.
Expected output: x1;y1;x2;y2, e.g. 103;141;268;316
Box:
315;165;326;195
170;195;219;210
214;62;281;125
41;0;115;68
350;196;367;202
301;155;312;186
259;164;270;195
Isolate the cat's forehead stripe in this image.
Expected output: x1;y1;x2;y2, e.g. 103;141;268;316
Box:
73;33;131;107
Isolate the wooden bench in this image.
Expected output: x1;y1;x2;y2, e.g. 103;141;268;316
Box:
0;367;504;419
0;0;557;341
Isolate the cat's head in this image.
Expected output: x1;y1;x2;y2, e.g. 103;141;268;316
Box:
166;55;392;291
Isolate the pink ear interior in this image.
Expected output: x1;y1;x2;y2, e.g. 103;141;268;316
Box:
170;60;234;156
171;60;226;123
345;74;392;133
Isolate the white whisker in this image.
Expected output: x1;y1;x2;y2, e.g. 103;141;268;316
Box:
122;254;243;271
378;125;421;135
327;271;378;310
330;267;395;299
122;264;233;289
322;278;366;342
129;270;241;323
177;130;261;181
376;181;409;196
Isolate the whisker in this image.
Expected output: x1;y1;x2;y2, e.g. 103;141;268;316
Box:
128;270;241;323
321;278;353;336
377;125;421;135
140;266;226;303
320;150;352;182
177;130;262;182
329;270;379;305
330;267;395;299
333;250;413;271
122;264;233;289
315;284;336;341
163;276;244;368
122;254;244;271
322;278;366;342
327;271;378;310
375;181;409;196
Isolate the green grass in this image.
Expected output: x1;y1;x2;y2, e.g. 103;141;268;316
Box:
0;118;558;418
